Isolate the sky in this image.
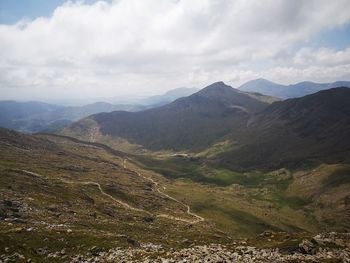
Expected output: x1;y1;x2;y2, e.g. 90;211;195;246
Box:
0;0;350;102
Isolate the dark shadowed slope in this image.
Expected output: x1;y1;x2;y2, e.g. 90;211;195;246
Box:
65;82;269;151
219;87;350;170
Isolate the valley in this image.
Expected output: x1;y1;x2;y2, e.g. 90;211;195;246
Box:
1;128;349;262
2;1;350;261
1;83;350;262
60;83;350;233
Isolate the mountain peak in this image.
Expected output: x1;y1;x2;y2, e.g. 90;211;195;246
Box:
196;81;234;95
181;81;268;113
205;81;230;88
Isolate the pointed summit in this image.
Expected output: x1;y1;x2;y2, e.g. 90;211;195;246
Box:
64;81;268;151
188;81;267;112
194;81;237;100
197;81;233;94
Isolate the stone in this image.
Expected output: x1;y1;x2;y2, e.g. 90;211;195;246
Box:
299;239;317;255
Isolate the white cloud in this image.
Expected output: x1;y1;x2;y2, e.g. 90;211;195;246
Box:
0;0;350;101
294;47;350;66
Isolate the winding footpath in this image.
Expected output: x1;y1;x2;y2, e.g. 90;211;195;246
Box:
122;159;205;224
20;163;204;224
62;180;153;216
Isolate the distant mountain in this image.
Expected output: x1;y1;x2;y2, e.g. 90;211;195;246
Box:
237;90;281;104
239;78;350;98
0;101;64;133
57;102;147;120
63;82;268;151
138;87;199;106
0;88;200;133
0;101;146;133
219;87;350;170
64;84;350;170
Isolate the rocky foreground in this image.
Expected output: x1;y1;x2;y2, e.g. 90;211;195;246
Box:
70;245;349;263
71;240;349;263
1;233;349;262
16;233;350;263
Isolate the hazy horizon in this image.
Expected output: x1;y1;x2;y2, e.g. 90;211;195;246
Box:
1;78;350;106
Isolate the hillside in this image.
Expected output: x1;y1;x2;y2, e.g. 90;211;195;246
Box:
218;87;350;170
63;82;269;151
2;127;350;261
0;128;225;261
239;78;350;99
63;84;350;171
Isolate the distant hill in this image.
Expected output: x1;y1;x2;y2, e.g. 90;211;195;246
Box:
0;101;64;133
219;87;350;170
63;82;268;151
138;87;199;106
58;102;147;120
0;88;201;133
0;101;146;133
238;78;350;99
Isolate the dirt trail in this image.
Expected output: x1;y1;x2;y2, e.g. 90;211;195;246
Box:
123;159;205;223
20;168;204;224
61;180;152;216
20;170;151;215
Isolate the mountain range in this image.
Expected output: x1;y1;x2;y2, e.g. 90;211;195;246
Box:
0;100;147;133
3;79;350;134
0;87;198;133
63;82;272;151
63;82;350;170
238;78;350;99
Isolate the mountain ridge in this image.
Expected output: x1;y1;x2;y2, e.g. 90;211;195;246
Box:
219;87;350;170
239;78;350;98
63;83;350;171
63;81;269;151
0;87;200;133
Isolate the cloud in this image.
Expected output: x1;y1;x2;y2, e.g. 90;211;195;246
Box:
0;0;350;100
293;47;350;66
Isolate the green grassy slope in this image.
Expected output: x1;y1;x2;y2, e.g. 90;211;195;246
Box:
135;154;350;236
